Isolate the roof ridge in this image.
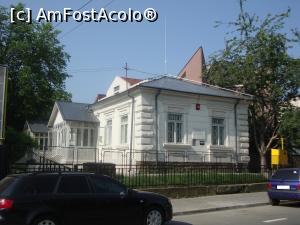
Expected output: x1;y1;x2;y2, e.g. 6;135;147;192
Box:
139;75;253;99
164;75;253;97
120;76;144;85
120;76;143;80
57;100;90;105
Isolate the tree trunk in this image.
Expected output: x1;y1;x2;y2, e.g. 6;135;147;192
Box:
260;153;266;169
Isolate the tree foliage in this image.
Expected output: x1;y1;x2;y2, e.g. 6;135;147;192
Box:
205;0;300;166
0;4;71;131
279;108;300;150
5;127;37;163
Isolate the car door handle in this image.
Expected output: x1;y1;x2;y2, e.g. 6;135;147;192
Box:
120;192;126;199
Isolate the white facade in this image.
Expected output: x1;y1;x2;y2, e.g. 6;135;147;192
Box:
47;77;252;166
47;102;99;164
91;77;251;165
106;76;140;97
49;107;98;148
24;121;48;151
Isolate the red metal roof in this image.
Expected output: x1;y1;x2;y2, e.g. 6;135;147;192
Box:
95;94;106;102
121;77;143;85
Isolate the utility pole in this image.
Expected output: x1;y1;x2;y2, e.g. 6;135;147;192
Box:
124;62;128;90
124;63;134;171
164;17;167;75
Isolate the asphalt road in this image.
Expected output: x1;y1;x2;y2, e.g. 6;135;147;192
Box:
167;201;300;225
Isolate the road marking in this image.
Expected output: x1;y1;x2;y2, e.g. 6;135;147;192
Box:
263;218;287;223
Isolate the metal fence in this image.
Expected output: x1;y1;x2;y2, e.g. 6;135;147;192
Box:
114;164;272;188
32;146;98;164
9;162;272;188
31;146;237;166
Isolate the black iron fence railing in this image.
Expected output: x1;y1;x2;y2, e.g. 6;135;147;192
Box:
115;165;272;188
9;163;273;188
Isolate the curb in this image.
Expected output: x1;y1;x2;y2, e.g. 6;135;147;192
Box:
173;202;270;216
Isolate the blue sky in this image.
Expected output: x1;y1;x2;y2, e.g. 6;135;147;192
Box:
1;0;300;103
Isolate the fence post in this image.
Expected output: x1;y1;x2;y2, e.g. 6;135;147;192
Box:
76;147;79;165
0;145;9;179
43;145;46;169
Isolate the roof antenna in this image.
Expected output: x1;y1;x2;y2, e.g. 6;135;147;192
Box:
164;17;167;75
124;62;128;90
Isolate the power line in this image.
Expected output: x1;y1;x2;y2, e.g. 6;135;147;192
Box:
59;0;115;39
59;23;82;39
67;64;163;79
67;67;122;73
54;0;95;28
76;0;96;11
127;67;162;77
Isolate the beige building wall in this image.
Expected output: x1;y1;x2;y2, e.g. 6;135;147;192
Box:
178;47;206;83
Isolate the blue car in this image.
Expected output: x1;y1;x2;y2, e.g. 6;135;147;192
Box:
267;168;300;205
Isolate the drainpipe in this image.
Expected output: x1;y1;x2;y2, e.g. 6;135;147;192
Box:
234;99;240;165
128;91;135;170
155;89;161;166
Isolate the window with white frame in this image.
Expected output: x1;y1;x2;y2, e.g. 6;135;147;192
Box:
105;119;112;145
70;128;76;146
167;113;183;143
76;128;81;146
83;129;89;146
120;115;128;144
90;129;94;146
34;133;48;150
72;128;96;147
212;118;225;145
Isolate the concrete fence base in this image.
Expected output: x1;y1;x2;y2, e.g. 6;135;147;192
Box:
139;183;267;198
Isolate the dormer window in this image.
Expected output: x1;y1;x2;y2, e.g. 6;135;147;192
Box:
114;85;120;94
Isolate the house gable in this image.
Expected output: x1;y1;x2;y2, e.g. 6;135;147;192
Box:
106;76;143;97
178;47;206;82
48;102;59;128
53;110;64;126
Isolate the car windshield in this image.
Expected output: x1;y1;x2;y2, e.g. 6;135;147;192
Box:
0;177;16;194
272;169;300;180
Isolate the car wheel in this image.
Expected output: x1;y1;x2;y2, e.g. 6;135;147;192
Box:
144;207;164;225
32;215;58;225
270;199;280;206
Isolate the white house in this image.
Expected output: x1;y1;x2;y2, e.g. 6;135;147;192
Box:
24;120;49;151
47;101;99;163
47;75;253;166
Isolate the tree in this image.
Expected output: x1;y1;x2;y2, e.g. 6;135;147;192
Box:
279;108;300;150
5;127;37;163
205;0;300;167
0;4;71;131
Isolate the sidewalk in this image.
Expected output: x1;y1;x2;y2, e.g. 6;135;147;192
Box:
171;192;269;216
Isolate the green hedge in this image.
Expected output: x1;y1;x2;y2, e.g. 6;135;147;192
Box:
118;173;267;188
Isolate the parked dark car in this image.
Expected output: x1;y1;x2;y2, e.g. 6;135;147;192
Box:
0;172;173;225
267;168;300;205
